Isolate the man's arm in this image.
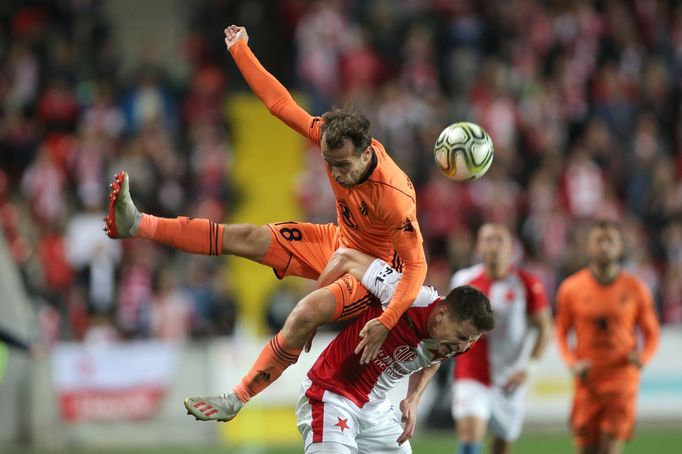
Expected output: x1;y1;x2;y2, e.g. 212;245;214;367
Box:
554;283;591;379
397;363;440;445
554;283;577;366
224;26;321;143
529;307;553;361
503;307;553;393
355;205;427;364
502;274;552;394
376;241;427;331
631;281;660;368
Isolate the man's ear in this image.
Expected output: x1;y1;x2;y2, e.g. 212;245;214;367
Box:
363;146;372;162
438;303;449;321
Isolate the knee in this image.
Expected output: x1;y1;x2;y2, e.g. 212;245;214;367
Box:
330;247;353;262
288;299;324;331
286;290;336;331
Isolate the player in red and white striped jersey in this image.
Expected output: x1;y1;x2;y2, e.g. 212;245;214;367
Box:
296;248;494;453
450;224;552;454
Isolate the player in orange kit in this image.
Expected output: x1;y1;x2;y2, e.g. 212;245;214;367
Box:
105;25;427;422
555;220;660;454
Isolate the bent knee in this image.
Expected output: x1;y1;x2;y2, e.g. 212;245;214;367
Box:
288;290;337;328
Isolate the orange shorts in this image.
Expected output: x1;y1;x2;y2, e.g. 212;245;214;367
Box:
261;222;376;321
570;385;637;447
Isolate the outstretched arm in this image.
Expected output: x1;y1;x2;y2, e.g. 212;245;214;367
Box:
224;25;321;143
397;364;440;445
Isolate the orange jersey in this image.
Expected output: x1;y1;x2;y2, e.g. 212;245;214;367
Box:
229;41;427;329
555;268;660;392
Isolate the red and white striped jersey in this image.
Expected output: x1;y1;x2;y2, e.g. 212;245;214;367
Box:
307;287;446;409
450;264;548;387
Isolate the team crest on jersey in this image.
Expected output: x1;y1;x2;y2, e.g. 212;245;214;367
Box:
360;201;369;216
393;346;417;363
398;217;415;235
338;200;358;229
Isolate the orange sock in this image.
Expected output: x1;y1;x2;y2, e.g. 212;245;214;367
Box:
136;215;223;256
233;332;302;404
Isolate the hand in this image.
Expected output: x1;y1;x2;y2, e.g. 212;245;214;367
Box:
397;398;418;445
224;25;249;50
570;359;592;380
354;318;389;365
304;328;317;353
502;370;527;395
627;351;643;369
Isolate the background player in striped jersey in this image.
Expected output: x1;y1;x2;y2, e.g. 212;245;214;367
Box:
555;220;659;454
449;224;552;454
296;247;493;453
106;24;428;422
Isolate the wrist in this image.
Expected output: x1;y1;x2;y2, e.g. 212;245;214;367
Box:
404;394;420;405
376;315;393;331
228;39;247;54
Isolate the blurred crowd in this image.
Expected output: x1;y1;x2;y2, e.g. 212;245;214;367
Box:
1;0;681;344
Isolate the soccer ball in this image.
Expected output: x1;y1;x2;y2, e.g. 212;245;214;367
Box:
433;122;494;181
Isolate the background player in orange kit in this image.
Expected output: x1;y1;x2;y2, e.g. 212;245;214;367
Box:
105;24;427;422
555;220;660;454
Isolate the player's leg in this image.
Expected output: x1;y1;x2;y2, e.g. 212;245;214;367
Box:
105;171;271;260
488;385;526;454
570;386;600;454
316;247;377;288
296;382;359;454
456;417;487;454
355;402;412;453
185;287;337;421
597;433;623;454
452;380;491;454
223;267;380;413
597;390;635;454
491;437;512;454
231;288;338;403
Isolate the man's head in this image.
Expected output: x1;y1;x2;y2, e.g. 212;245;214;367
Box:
586;219;624;268
427;285;495;358
320;109;373;188
476;223;513;278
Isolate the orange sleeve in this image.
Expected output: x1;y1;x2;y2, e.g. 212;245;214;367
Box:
376;197;427;330
635;280;660;365
554;280;578;366
228;40;322;144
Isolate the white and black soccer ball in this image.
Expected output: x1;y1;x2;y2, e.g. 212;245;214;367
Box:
433;121;494;181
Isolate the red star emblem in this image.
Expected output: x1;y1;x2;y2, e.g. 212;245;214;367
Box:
335;417;349;432
505;289;515;303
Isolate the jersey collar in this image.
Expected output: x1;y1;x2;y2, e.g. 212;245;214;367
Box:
406;299;439;339
356;146;378;185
